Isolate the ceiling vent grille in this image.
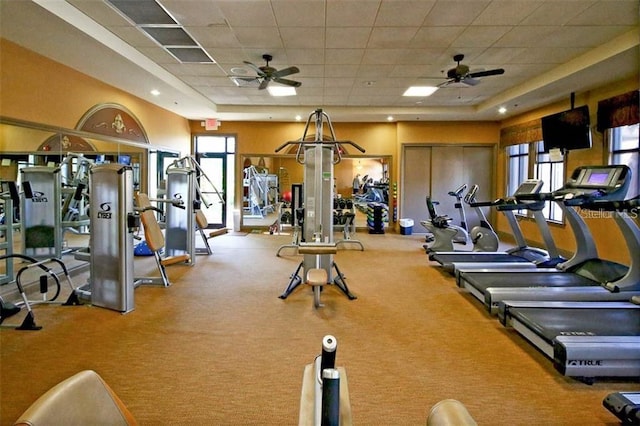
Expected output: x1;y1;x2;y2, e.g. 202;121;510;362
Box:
107;0;214;64
107;0;175;25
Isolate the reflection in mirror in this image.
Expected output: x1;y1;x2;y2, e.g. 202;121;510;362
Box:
241;155;391;230
0;120;180;287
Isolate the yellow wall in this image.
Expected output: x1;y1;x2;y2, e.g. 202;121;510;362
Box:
0;39;191;152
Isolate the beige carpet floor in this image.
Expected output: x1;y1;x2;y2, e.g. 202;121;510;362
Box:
1;231;638;425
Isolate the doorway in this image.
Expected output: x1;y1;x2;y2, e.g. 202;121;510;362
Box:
401;144;495;232
194;135;235;229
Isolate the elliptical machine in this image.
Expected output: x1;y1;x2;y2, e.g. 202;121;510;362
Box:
464;184;499;252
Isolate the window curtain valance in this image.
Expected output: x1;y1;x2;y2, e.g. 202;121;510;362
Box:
499;119;542;148
597;90;639;132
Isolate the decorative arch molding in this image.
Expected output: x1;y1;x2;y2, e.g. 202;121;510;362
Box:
38;134;96;152
76;103;149;144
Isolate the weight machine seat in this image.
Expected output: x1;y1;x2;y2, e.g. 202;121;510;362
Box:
136;193;190;266
306;268;328;286
427;399;477;426
14;370;137;426
195;210;229;238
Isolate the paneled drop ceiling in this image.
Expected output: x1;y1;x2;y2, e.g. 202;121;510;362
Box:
0;0;638;122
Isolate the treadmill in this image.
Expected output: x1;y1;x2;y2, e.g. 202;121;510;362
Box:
458;165;632;313
498;196;640;382
429;179;560;274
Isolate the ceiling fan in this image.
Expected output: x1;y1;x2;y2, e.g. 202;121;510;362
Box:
232;54;301;90
438;54;504;87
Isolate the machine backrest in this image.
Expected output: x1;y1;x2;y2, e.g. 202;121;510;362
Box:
135;193;165;253
195;209;208;229
14;370;137;426
425;196;438;219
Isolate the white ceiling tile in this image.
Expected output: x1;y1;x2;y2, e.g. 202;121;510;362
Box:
232;27;283;48
374;1;436;26
186;26;241;48
326;1;380;27
494;26;558;47
361;48;407;64
356;64;397;78
280;27;325;49
411;26;466;48
325;27;372;48
450;26;513;48
367;27;419;48
325;64;360;78
284;49;325;64
472;1;543;25
271;1;325;26
161;0;226;26
325;49;366;64
569;1;639;26
423;0;491;26
518;1;591;25
215;0;277;27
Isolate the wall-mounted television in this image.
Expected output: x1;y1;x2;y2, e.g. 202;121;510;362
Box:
541;105;592;153
117;154;131;165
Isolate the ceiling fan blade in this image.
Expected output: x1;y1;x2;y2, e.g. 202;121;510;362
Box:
468;68;504;78
272;66;300;78
258;78;270;90
244;61;267;77
273;77;301;87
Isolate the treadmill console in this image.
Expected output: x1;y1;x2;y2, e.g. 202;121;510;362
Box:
514;179;543;197
560;165;631;201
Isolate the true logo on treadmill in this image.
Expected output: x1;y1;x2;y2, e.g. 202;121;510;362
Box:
97;202;112;219
568;360;603;366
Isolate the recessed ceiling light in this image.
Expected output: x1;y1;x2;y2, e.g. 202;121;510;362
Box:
150;89;160;96
403;86;438;97
268;86;297;97
498;106;507;114
295;115;302;121
387;116;394;121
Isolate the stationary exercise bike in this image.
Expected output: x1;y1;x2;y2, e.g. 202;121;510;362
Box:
421;184;470;253
464;184;499;252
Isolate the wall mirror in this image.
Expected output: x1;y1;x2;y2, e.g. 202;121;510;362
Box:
240;154;392;230
0;118;179;286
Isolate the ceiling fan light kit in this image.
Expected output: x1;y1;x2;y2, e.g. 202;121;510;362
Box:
438;54;505;88
231;54;302;93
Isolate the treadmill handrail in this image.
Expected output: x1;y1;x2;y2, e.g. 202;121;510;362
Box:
578;196;640;211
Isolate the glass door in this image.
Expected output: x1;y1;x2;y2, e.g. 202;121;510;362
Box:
194;135;235;229
196;153;225;227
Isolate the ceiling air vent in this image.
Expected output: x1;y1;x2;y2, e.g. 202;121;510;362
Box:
107;0;176;25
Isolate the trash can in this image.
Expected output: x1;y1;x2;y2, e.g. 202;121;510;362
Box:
399;218;414;235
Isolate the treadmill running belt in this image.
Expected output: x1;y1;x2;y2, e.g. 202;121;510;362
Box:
508;308;640;343
464;272;597;294
430;253;527;263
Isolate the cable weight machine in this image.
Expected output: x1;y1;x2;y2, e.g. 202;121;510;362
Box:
277;109;364;307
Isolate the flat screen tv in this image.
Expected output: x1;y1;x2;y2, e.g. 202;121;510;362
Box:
117;154;131;165
541;105;592;153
